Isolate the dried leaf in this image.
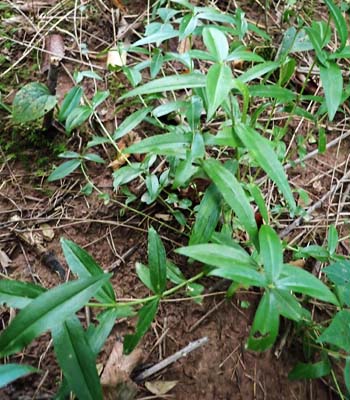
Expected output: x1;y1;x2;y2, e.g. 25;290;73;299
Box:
107;46;127;68
154;213;173;222
101;341;143;400
108;131;141;171
42;34;65;72
40;224;55;241
177;37;191;54
0;249;11;269
145;380;178;396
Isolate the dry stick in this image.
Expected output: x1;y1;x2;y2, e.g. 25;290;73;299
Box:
134;337;209;383
280;169;350;239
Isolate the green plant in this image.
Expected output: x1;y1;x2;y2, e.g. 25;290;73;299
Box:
4;0;350;396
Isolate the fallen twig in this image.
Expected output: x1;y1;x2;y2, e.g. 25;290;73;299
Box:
134;337;209;383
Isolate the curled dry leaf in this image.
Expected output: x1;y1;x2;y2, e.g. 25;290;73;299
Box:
42;34;65;72
145;380;178;396
0;249;11;269
177;37;191;54
40;223;55;241
101;341;143;400
108;131;141;171
107;46;127;68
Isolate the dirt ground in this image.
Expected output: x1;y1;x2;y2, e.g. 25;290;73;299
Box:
1;0;349;399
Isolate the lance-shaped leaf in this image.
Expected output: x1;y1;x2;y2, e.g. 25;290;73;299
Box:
0;280;46;309
203;158;259;247
206;63;233;120
58;86;83;122
320;62;343;122
259;225;283;282
113;108;151;140
0;364;38;389
324;0;348;51
277;264;339;305
48;159;81;182
238;61;279;83
234;123;296;212
52;317;103;400
148;227;167;295
246;291;280;351
189;184;221;245
119;73;206;100
203;27;229;62
61;238;115;303
0;274;110;356
123;298;159;355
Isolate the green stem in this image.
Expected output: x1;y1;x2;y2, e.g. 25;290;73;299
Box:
86;271;205;309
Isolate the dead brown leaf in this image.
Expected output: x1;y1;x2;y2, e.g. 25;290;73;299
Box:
108;131;141;171
101;341;143;400
0;249;11;269
111;0;127;12
42;34;65;72
145;380;178;396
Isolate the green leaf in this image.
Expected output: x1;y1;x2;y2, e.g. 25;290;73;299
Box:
86;308;133;355
83;153;105;164
58;86;83;122
176;243;255;269
327;224;338;255
0;280;46;309
271;288;304;321
0;364;37;389
125;132;191;158
132;23;178;47
136;263;154;291
74;70;102;84
324;260;350;306
148;227;167;295
246;291;280;351
248;183;269;224
203;158;258;247
234;123;296;212
113;163;142;188
12;82;57;123
324;0;348;51
92;90;109;109
119;73;206;100
189;184;221;245
248;85;296;102
317;310;350;351
305;22;331;66
295;245;330;261
186;95;203;131
320;62;343;121
345;357;350;393
52;317;103;400
208;265;266;287
65;105;93;134
179;13;197;39
123;298;159;354
238;61;279;84
206;63;233;120
288;359;331;380
259;226;283;281
61;238;115;303
226;49;264;63
203;27;229;62
277;264;339;305
113;108;151;140
48;159;81;182
0;275;110;357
